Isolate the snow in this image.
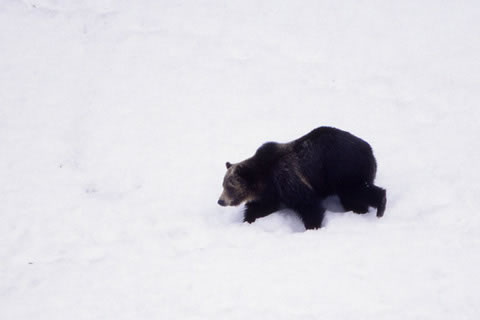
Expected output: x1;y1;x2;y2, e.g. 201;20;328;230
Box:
1;0;480;319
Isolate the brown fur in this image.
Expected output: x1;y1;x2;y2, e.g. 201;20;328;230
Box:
217;126;387;229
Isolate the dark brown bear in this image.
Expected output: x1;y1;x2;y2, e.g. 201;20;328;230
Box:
218;127;386;229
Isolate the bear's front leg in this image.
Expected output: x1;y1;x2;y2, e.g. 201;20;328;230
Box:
294;202;326;230
278;181;325;229
244;201;279;224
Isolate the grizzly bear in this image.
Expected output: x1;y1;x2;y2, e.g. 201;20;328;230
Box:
217;127;386;229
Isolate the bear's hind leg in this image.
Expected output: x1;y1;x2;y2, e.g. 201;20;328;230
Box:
369;185;387;217
340;184;386;217
339;187;369;214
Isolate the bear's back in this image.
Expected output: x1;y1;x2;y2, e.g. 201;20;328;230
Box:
291;127;377;192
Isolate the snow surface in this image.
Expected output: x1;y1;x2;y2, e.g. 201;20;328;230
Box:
1;0;480;319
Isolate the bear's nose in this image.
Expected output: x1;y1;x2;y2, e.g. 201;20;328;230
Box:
218;199;226;206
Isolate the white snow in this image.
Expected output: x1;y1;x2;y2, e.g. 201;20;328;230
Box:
1;0;480;319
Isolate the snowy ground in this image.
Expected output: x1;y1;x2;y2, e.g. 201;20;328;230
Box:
1;0;480;319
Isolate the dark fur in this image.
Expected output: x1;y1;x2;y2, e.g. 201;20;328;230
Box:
220;127;386;229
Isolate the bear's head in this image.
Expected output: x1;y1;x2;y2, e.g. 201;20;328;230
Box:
218;161;256;206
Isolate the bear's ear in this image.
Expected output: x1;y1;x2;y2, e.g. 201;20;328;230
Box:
226;162;232;169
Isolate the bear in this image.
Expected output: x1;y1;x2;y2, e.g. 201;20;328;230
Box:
217;126;386;229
